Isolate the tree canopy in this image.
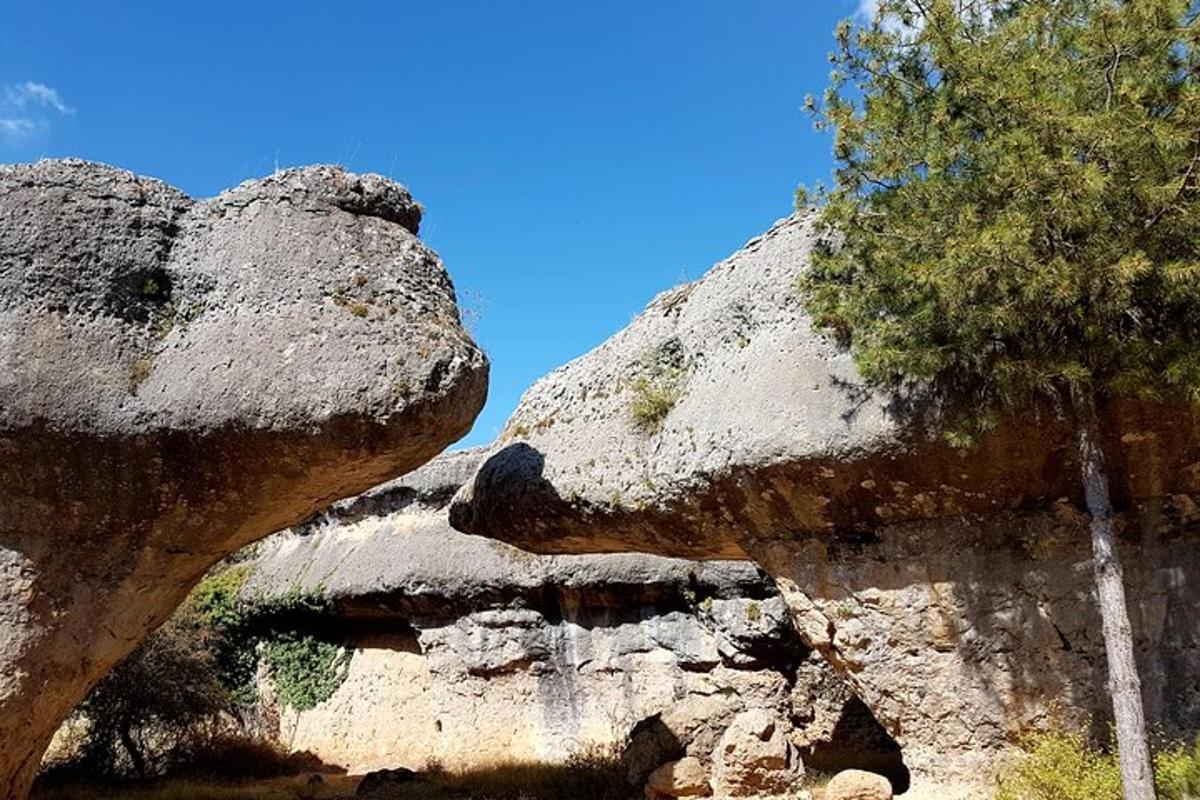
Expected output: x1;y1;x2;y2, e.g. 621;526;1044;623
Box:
801;0;1200;440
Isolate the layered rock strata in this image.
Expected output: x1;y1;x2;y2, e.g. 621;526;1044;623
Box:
245;450;908;796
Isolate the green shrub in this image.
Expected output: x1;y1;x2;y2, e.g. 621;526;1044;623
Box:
1157;736;1200;800
244;587;349;711
260;630;350;711
428;741;627;800
49;561;349;783
995;730;1200;800
629;375;682;431
188;563;251;632
995;731;1122;800
188;565;350;711
186;564;260;706
627;344;690;433
66;608;229;777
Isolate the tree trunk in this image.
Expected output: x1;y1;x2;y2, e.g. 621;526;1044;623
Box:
118;721;147;779
1074;389;1156;800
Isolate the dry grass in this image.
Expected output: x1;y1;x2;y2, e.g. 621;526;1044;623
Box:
435;763;625;799
416;745;626;800
30;773;358;800
35;731;346;800
33;747;629;800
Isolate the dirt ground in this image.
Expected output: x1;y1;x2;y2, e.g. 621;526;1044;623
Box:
30;773;363;800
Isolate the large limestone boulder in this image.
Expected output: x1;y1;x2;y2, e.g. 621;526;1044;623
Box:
709;709;804;798
245;449;780;618
0;160;487;798
450;212;1199;555
448;212;1200;789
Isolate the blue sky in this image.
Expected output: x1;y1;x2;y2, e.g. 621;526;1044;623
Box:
0;1;864;447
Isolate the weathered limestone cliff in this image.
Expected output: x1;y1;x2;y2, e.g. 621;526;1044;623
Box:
449;212;1200;793
245;450;798;773
0;161;487;799
244;450;910;794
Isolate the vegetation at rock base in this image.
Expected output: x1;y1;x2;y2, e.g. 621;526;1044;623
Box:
800;2;1200;797
188;563;350;713
994;730;1200;800
419;744;628;800
1157;737;1200;800
34;759;351;800
61;606;228;778
32;752;628;800
53;561;349;779
259;630;350;712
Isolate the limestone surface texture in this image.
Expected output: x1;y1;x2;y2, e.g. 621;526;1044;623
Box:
245;450;818;784
644;756;712;798
823;769;894;800
448;212;1200;790
0;160;487;799
709;709;805;798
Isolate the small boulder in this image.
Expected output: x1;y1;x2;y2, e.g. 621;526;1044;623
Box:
710;709;804;798
355;766;422;797
823;769;893;800
645;756;712;798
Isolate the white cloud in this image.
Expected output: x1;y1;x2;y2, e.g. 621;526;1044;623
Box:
857;0;994;28
858;0;881;19
12;82;73;115
0;118;38;138
0;81;72;141
855;0;918;34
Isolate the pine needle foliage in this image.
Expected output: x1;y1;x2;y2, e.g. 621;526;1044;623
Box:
801;0;1200;438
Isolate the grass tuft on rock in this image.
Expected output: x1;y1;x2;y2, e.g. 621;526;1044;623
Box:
627;343;690;434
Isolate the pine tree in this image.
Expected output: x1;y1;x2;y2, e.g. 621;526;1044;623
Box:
800;3;1200;798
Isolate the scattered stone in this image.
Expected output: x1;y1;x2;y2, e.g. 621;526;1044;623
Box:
823;769;893;800
644;756;712;798
355;766;423;797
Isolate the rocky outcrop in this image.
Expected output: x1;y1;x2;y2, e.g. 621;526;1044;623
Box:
0;160;487;799
243;450;818;781
448;212;1200;791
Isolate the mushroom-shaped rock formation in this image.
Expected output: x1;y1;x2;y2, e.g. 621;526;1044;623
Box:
450;212;1200;790
0;160;487;798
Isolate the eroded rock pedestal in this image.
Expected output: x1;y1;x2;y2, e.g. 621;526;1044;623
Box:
449;213;1200;793
0;161;487;799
